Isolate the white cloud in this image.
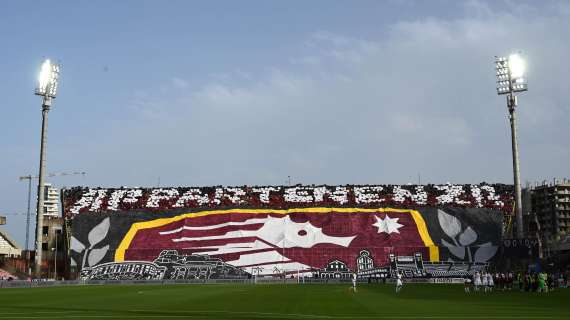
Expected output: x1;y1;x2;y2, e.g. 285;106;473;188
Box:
290;56;321;66
172;77;188;89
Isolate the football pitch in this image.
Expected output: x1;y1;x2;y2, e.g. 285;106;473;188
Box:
0;283;568;319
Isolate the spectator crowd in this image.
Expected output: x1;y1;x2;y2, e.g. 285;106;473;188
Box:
63;183;514;218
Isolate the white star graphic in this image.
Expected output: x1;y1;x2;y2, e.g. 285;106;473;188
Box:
373;215;404;234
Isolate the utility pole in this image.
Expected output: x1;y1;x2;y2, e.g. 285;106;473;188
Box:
18;175;33;253
52;230;59;280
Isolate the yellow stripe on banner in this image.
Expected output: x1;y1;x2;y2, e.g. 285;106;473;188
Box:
114;207;439;262
429;246;440;262
409;210;439;262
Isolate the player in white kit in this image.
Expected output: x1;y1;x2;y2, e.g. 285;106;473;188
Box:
351;272;357;293
464;277;472;293
487;273;494;292
482;272;489;292
474;271;482;292
395;272;403;293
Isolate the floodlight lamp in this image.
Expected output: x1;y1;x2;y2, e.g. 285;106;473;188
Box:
35;59;60;98
495;53;527;95
509;54;525;79
38;60;51;91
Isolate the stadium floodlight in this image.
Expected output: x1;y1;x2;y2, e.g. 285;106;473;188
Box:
495;53;527;240
33;59;61;278
495;54;527;95
35;59;60;99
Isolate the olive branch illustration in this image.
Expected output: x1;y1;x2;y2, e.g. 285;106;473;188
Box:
70;217;110;268
437;210;497;262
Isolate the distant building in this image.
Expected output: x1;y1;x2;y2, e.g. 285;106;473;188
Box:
38;183;63;278
42;216;63;279
530;180;570;242
525;179;570;263
0;216;21;257
42;183;59;217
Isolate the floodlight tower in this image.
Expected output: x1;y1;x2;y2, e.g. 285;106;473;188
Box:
34;59;60;277
495;53;527;239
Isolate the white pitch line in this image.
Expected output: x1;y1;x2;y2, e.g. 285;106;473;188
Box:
0;310;565;320
0;316;564;320
0;316;565;320
0;311;85;315
126;310;570;319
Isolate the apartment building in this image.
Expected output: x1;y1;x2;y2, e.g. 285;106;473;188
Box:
530;180;570;244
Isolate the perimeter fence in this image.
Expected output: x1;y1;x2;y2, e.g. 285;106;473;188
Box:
0;277;467;289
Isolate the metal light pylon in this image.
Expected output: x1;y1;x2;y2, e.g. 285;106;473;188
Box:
495;54;527;239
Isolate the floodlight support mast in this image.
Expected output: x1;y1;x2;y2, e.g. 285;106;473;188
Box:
495;54;526;239
34;59;59;278
34;96;51;277
507;93;524;239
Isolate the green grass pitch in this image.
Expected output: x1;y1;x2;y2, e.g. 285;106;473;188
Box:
0;284;568;319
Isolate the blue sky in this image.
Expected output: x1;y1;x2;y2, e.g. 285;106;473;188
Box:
1;0;569;245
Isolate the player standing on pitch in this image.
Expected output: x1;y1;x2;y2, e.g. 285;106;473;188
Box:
464;276;472;293
351;272;357;292
395;272;403;293
474;271;482;292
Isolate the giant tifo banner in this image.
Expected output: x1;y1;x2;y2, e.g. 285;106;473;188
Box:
63;184;511;280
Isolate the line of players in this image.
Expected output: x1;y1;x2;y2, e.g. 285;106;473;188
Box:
463;271;552;293
350;271;516;294
464;271;496;293
350;271;556;294
351;272;403;293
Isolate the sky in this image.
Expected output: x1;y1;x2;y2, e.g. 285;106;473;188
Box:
0;0;569;246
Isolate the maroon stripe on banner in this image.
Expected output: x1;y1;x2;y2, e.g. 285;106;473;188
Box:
178;236;263;247
238;259;301;268
170;223;265;238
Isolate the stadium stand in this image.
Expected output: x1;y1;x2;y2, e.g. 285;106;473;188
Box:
62;183;512;281
0;268;16;280
0;230;21;258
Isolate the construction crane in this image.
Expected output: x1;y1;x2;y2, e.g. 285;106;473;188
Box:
18;171;86;252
